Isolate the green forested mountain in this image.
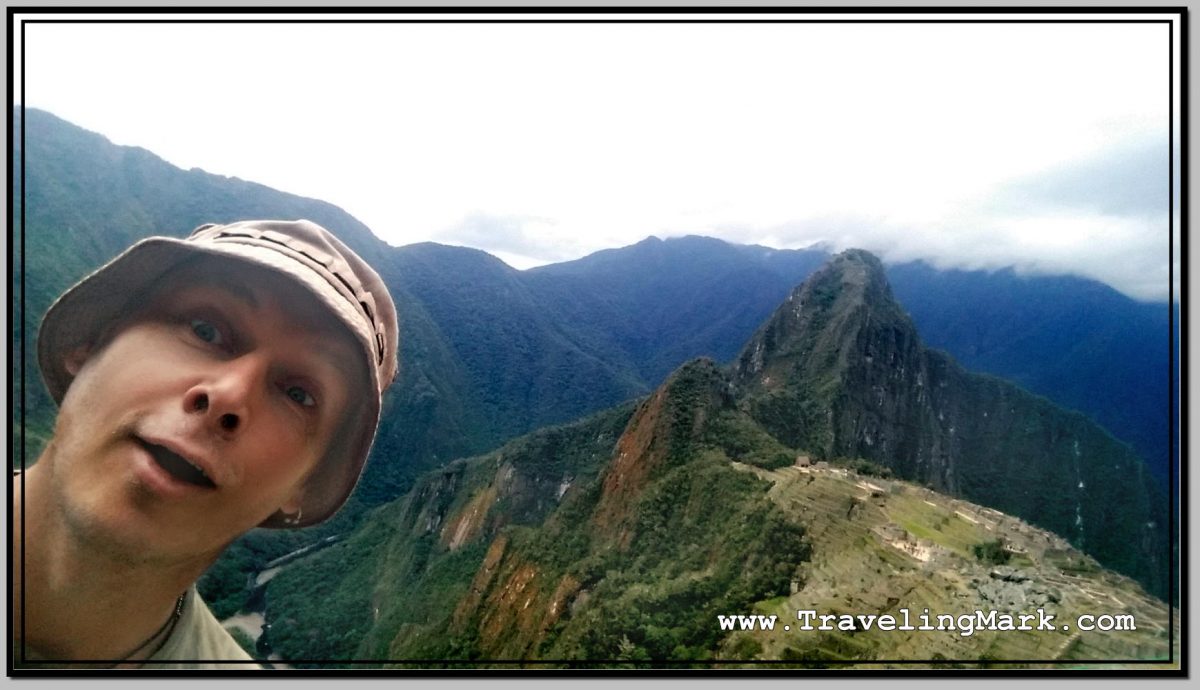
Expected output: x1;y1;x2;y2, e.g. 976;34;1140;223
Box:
259;251;1172;665
385;242;646;450
524;235;830;385
732;250;1168;598
13;107;1175;635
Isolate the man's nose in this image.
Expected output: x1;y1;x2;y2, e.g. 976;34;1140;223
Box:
182;356;268;435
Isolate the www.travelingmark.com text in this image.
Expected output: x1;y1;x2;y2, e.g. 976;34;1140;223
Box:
716;608;1136;637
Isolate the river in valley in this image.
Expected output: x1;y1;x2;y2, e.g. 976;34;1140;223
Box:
218;534;342;668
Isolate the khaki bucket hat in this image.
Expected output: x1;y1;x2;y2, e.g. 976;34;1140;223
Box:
36;219;399;528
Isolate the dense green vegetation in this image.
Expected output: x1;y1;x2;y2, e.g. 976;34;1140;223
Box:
972;539;1013;566
703;410;797;470
197;500;368;620
228;627;258;658
746;388;831;456
537;458;808;661
824;457;894;479
265;511;392;662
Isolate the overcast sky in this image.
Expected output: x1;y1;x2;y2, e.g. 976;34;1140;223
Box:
14;12;1182;301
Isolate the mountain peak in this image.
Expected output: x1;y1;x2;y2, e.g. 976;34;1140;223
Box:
733;248;912;404
801;248;894;309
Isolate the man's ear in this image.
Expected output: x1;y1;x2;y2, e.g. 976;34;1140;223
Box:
279;486;306;517
64;344;93;377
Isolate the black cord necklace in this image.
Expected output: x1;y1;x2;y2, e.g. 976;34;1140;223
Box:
115;592;187;664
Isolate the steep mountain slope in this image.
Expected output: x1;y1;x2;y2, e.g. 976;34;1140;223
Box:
268;361;811;662
264;401;639;661
886;262;1176;488
734;250;1168;598
389;242;645;444
259;252;1172;666
13;107;656;526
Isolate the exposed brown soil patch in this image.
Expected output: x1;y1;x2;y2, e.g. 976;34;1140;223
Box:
478;560;543;655
450;534;509;633
441;485;498;551
591;389;668;545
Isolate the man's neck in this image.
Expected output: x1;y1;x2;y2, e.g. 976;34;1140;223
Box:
13;455;216;663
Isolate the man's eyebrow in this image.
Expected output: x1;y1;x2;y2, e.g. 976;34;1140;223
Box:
318;344;366;399
214;279;260;309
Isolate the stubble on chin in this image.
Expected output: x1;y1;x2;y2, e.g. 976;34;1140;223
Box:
38;420;168;568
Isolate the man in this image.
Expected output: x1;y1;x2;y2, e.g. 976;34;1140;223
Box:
13;219;399;668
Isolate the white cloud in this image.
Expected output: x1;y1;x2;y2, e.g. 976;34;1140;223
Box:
16;15;1178;300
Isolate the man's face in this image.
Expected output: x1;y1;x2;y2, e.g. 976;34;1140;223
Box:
45;257;362;564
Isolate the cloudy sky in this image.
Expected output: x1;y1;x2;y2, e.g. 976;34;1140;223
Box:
14;11;1182;301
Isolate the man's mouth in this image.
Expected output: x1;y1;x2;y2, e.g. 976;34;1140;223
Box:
138;439;217;489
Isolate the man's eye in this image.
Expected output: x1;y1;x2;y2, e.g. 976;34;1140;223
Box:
285;385;316;408
190;319;224;345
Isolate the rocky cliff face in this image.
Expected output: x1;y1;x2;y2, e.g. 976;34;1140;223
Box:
734;250;1168;598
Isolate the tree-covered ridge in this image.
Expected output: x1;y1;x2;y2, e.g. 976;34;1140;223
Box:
266;361;812;663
